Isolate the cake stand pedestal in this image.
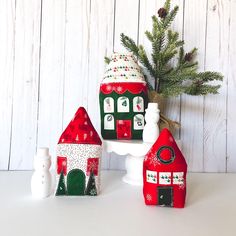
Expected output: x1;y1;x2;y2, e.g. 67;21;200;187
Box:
103;140;153;186
103;139;182;186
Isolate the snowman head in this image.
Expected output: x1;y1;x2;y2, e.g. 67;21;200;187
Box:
34;157;51;171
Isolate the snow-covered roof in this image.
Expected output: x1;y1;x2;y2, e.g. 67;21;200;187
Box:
102;53;146;84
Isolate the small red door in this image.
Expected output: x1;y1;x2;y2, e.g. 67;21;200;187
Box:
116;120;131;139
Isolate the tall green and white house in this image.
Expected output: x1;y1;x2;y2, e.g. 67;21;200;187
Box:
99;53;148;140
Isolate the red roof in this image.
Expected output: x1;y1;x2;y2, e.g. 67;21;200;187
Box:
58;107;102;145
100;82;147;95
144;129;187;172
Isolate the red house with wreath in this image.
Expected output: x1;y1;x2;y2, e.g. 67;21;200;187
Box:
143;129;187;208
55;107;102;196
99;53;148;140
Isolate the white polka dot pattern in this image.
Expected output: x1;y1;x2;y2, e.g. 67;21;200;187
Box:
55;144;102;195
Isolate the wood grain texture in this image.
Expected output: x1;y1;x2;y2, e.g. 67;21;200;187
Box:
88;0;115;169
203;0;229;172
227;0;236;172
113;0;140;52
0;0;236;172
37;0;66;165
181;0;207;172
0;0;15;169
109;0;140;170
9;0;42;170
63;0;91;128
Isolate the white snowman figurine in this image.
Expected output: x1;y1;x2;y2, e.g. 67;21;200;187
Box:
142;103;160;143
31;147;52;199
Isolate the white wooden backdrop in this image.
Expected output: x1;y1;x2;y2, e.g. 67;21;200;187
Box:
0;0;235;172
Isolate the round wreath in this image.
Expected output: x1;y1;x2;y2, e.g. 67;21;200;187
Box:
156;146;175;164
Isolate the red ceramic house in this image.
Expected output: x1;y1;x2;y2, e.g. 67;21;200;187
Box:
143;129;187;208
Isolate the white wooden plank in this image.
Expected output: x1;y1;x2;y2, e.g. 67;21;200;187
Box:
0;0;15;170
226;0;236;172
37;0;66;166
88;0;115;169
113;0;140;52
0;0;235;172
63;0;91;128
139;0;164;54
109;0;140;170
9;0;42;170
181;0;207;172
203;0;230;172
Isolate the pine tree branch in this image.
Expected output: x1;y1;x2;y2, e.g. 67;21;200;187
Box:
185;84;221;95
104;56;111;64
120;33;139;55
145;30;154;42
118;0;223;97
161;6;179;29
196;71;223;82
152;15;162;32
164;0;171;14
138;45;156;81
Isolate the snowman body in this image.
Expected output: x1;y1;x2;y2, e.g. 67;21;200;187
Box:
31;148;52;198
143;103;160;143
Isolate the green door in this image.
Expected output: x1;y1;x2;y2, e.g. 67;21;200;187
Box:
67;169;85;195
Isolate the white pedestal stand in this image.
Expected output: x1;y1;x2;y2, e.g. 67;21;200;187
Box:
103;139;182;186
103;140;153;186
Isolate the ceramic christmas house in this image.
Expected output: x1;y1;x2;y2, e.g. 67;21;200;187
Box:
99;53;148;140
55;107;102;196
143;128;187;208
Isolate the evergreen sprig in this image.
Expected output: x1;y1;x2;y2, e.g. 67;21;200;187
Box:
119;0;223;97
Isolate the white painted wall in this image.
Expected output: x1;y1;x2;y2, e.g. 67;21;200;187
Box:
0;0;235;172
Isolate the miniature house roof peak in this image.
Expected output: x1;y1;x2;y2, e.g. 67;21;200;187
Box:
102;52;146;84
145;128;187;168
58;107;102;145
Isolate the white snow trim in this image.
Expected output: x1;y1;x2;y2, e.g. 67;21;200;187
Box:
102;77;146;84
103;52;145;83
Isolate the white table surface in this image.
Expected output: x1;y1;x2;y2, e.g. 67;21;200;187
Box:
0;171;235;236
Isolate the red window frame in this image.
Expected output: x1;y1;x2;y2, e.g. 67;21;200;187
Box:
86;158;99;176
57;156;67;175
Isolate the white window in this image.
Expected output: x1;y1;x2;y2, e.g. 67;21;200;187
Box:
104;114;114;130
173;172;184;185
133;96;144;112
133;114;144;130
117;97;129;112
104;97;114;113
159;172;171;185
146;170;157;184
